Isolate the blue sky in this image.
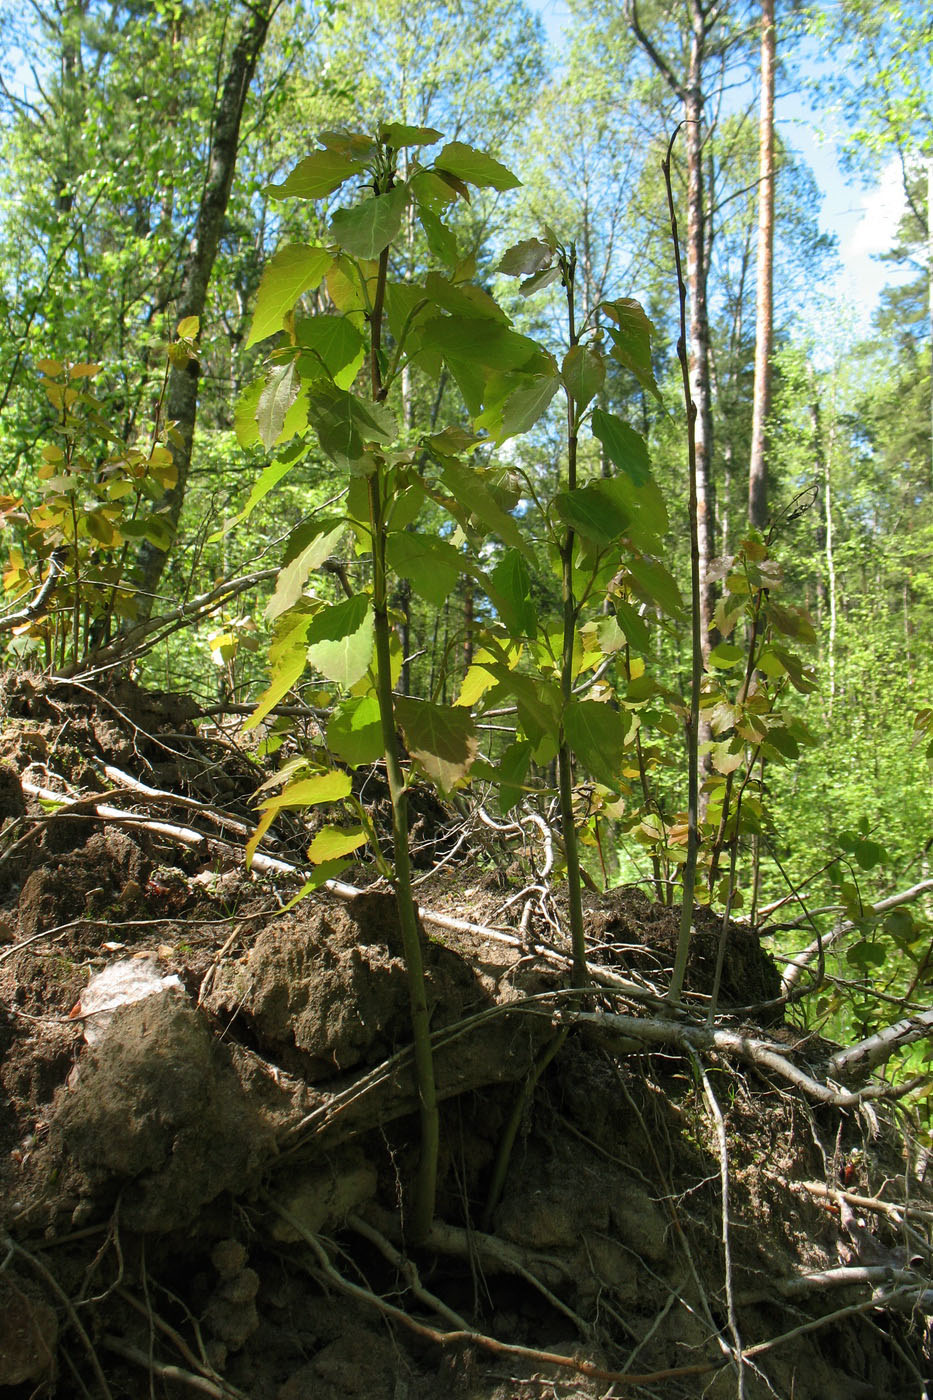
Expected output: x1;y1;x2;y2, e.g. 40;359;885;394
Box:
532;0;910;336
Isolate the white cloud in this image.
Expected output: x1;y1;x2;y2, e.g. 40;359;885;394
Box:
846;158;908;259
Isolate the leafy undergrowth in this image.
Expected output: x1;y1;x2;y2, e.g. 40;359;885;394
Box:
1;671;931;1399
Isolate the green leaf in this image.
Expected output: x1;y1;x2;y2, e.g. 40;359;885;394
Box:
494;375;560;442
491;548;536;637
244;645;309;732
563;700;629;790
424;271;508;322
308;825;368;863
246;245;333;348
562;345;605;408
234;379;263;448
519;267;562;296
386;531;461;606
485;666;561;746
307;385;398;468
209;446;308;543
708;643;745;669
266;522;346;622
330;183;408;260
626;557;684;617
555;482;630;545
497;238;553;276
456;651;502;707
418;315;543;375
257;361;300;450
711;741;745;775
379;122;442;147
439;458;528;554
435;142;521;191
418;208;458;268
327;694;384;767
853;838;885;871
591;410;652;485
609;601;651;653
264;149;368;202
258;770;353;811
297;315;365;389
306;594;374;689
394;696;479;793
602;298;662;401
498;739;534;815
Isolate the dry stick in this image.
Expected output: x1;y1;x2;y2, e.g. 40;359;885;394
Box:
800;1180;933;1226
662;125;702;1006
0;547;68;633
265;1198;725;1387
827;1007;933;1081
345;1213;470;1331
740;1287;921;1361
693;1055;745;1399
781;878;933;992
14;779;655;997
115;1289;249;1400
101;1336;238;1400
102;763;257;839
568;1010;922;1107
8;1237;113;1400
48;567;278;681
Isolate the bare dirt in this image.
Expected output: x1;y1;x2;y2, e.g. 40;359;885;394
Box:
0;670;931;1399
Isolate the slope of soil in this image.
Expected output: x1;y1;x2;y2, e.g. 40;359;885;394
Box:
1;671;930;1399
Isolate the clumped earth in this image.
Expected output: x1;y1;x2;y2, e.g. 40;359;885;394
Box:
0;670;931;1399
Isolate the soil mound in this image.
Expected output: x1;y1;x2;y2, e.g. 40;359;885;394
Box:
1;672;930;1399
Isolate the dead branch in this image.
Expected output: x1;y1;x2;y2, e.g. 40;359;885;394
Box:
565;1010;924;1108
826;1007;933;1080
781;879;933;992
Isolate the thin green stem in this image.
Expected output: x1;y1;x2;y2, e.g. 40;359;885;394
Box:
662;128;701;1006
557;245;588;989
366;203;438;1241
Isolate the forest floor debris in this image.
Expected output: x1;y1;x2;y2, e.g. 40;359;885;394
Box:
1;671;931;1399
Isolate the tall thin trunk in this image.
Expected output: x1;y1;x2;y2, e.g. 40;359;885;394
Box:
748;0;775;529
811;381;837;717
927;155;932;490
134;2;275;616
684;6;716;654
629;0;717;655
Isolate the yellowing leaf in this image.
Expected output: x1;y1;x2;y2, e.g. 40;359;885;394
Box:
307;825;367;863
246;245;333;348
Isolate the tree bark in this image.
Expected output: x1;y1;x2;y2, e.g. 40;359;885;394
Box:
133;2;275;617
748;0;776;530
682;21;716;653
628;0;717;656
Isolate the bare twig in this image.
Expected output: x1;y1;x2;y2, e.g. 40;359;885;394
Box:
694;1055;744;1397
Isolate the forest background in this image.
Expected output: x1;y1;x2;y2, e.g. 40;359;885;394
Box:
0;0;930;1097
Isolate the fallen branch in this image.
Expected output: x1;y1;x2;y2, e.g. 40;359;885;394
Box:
0;548;68;634
826;1007;933;1080
48;567;277;680
102;1335;241;1399
564;1010;924;1107
781;880;933;992
16;777;656;998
